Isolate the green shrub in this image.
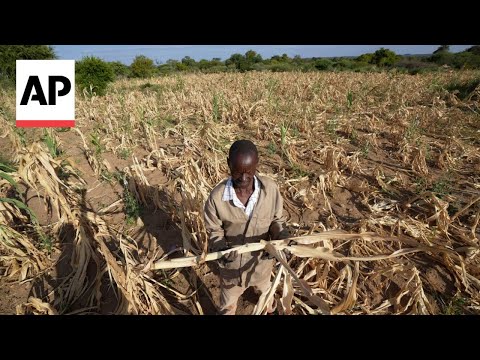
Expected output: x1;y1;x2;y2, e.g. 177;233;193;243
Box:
314;58;333;71
466;45;480;56
76;56;115;96
206;65;229;73
109;61;130;78
268;62;294;72
395;58;438;74
372;48;399;67
130;55;155;78
451;52;480;69
333;58;357;70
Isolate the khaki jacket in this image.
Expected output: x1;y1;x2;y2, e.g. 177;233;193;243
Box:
204;174;289;287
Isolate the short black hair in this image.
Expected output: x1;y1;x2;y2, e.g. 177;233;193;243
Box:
228;140;258;161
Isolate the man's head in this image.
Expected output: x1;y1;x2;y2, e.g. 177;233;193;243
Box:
227;140;259;189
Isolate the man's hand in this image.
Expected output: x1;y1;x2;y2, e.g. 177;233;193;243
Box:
269;222;291;240
268;222;282;240
218;248;238;266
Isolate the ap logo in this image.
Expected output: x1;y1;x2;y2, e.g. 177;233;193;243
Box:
16;60;75;128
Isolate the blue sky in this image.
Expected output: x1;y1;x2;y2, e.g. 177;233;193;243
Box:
53;45;473;65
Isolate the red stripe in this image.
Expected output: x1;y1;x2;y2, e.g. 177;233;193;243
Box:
16;120;75;128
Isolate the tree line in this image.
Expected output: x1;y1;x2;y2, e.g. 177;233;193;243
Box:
1;45;479;95
105;46;480;77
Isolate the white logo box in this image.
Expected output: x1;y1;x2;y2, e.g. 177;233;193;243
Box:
16;60;75;128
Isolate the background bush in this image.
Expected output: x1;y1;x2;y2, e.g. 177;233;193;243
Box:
76;56;115;96
130;55;155;78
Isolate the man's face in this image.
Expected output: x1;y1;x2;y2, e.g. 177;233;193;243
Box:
228;152;258;189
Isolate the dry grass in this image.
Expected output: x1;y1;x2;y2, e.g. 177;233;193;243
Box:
1;70;479;314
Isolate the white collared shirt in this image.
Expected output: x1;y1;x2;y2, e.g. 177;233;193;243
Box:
222;176;260;218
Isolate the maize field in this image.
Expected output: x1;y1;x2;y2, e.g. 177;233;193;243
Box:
1;70;479;315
